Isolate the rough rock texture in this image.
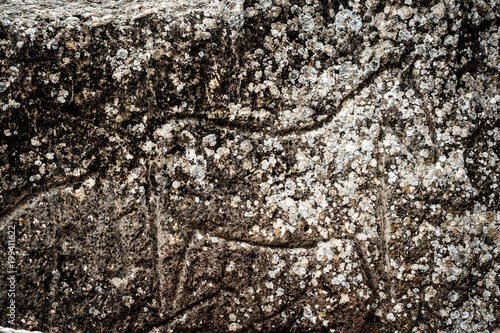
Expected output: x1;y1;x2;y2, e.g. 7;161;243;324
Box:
1;0;500;332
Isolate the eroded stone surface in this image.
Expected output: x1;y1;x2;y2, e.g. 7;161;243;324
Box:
1;0;499;332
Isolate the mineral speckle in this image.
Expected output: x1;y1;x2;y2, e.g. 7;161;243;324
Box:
0;0;499;332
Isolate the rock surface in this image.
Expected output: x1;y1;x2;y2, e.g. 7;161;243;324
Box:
1;0;499;332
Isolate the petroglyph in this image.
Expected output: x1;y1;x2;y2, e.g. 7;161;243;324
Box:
1;0;499;332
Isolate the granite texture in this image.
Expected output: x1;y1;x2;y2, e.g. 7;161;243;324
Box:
0;0;499;332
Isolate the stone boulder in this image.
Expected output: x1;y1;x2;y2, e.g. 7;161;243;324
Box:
0;0;499;332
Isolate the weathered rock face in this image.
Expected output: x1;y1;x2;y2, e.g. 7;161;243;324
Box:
1;0;499;332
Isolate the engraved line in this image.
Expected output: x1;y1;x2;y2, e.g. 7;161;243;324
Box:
138;291;221;333
351;238;379;292
376;113;392;281
153;46;413;137
0;174;99;228
193;229;318;252
172;232;194;311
